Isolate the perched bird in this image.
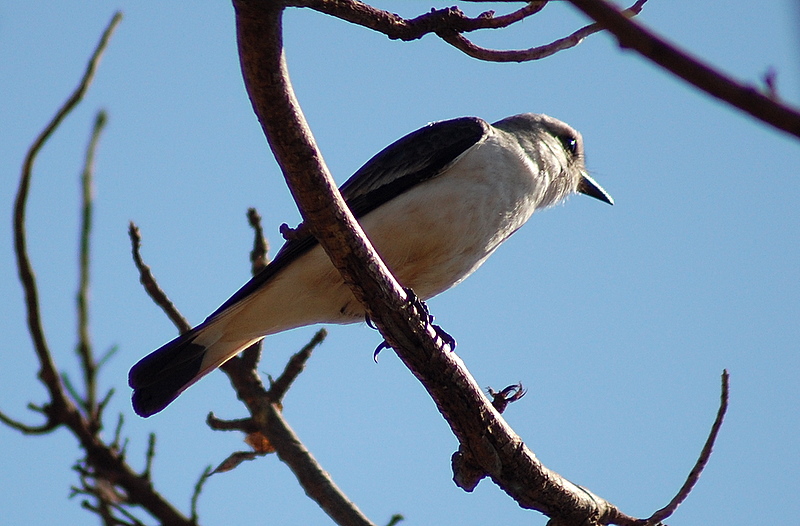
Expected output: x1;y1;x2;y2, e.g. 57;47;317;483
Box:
129;113;613;417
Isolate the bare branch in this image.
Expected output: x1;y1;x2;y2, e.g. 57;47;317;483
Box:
287;0;547;42
132;199;368;522
645;370;730;525
233;3;626;524
12;9;121;422
5;14;198;524
439;0;647;62
267;328;327;402
565;0;800;139
128;222;192;334
240;208;270;369
190;466;213;523
207;413;256;433
142;432;157;481
77;109;108;416
0;408;58;434
215;328;373;524
247;207;269;275
289;1;649;65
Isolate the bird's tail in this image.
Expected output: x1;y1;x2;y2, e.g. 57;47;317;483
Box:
128;322;258;417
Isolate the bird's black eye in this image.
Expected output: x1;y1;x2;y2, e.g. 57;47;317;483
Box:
558;134;579;157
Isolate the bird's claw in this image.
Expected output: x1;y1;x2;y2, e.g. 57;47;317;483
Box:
368;288;457;361
487;383;527;414
404;288;457;351
372;340;391;362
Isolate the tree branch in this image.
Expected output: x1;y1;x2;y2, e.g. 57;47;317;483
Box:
267;328;327;402
287;0;548;42
565;0;800;139
6;13;194;525
231;2;735;525
128;222;192;334
131;210;371;525
439;0;647;62
77;110;108;419
645;370;730;525
288;0;649;65
12;10;121;424
233;2;627;524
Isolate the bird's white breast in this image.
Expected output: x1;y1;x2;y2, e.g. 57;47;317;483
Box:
211;128;563;339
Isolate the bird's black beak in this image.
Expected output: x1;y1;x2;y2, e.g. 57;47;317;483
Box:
577;173;614;205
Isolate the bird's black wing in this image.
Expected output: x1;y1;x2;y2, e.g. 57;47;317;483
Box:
206;117;490;319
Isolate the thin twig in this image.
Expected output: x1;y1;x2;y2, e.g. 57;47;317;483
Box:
143;433;157;481
112;413;125;451
77;109;108;416
645;370;730;525
206;413;257;433
566;0;800;139
190;466;213;524
131;195;355;522
128;222;192;334
438;0;646;62
240;208;269;369
267;328;327;402
0;408;57;434
247;207;269;275
289;1;646;65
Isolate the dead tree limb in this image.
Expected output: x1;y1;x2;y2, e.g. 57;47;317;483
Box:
234;2;619;524
566;0;800;139
231;2;731;524
131;215;373;526
4;13;193;526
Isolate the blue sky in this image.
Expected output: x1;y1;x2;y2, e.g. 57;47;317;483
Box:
2;1;799;525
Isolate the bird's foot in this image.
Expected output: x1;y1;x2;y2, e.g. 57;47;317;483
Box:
403;288;457;352
368;288;457;361
487;383;527;414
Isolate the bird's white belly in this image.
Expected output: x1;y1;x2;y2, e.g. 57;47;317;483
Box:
220;137;543;338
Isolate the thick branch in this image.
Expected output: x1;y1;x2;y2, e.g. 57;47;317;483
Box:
566;0;800;139
233;2;627;524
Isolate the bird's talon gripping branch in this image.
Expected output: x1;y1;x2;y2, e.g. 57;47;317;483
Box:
371;288;457;361
403;287;457;351
365;313;391;361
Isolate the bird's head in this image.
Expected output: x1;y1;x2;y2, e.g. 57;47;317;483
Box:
492;113;614;207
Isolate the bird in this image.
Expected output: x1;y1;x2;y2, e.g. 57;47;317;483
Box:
129;113;613;417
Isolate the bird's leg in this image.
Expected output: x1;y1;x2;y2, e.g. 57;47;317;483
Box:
369;288;457;361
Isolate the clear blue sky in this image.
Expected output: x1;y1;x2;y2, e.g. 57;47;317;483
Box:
2;1;799;525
